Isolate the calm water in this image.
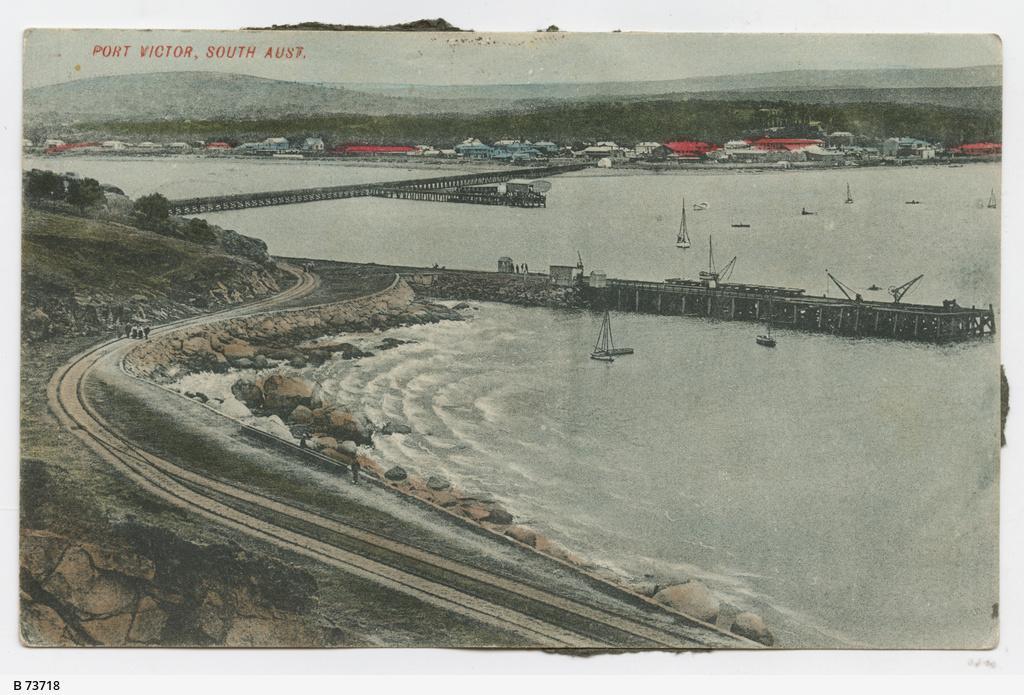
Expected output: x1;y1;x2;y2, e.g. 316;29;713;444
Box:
26;156;1000;647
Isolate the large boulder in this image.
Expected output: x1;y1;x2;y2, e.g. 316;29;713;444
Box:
653;581;720;624
384;466;408;482
289;405;313;425
311;435;338;451
231;379;264;409
426;476;450;491
730;612;774;646
381;420;413;436
221;340;256;360
320;408;366;443
485;507;514;525
260;374;314;414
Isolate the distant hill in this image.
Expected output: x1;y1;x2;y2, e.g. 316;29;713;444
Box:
343;65;1002;101
651;86;1002;113
25;65;1001;127
23;72;505;124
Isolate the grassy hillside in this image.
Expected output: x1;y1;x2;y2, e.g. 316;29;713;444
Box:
22;209;286;340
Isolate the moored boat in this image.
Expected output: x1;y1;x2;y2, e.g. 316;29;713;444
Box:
676;198;692;249
591;310;633;361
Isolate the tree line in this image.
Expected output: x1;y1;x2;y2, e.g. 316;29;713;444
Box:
74;97;1001;147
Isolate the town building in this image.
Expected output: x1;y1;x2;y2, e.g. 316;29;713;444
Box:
205;142;232;151
948;142;1002;157
332;144;419;156
633;142;663;158
579;144;625;159
44;142;100;155
751;137;824;152
302;137;325;152
256;137;290;152
882;137;936;159
454;142;493;159
662;141;721;160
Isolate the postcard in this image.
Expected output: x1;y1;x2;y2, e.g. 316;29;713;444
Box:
20;27;1001;649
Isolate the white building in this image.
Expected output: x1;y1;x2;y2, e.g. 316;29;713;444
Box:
634;142;662;157
302;137;325;151
101;140;129;150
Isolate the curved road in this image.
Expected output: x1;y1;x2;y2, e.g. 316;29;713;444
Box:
46;263;755;649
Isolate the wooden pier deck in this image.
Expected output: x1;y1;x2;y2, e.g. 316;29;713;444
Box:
585;278;996;343
166;163;587;215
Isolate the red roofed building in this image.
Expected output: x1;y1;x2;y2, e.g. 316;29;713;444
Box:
752;137;824;152
206;142;232;150
949;142;1002;156
332;144;418;156
662;141;720;158
44;142;100;155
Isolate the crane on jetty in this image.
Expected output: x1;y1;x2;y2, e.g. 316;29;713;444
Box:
826;270;863;303
698;235;737;289
827;270;923;304
889;274;924;304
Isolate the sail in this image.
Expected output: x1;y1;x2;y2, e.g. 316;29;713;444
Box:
594;312;611;352
676;198;691;247
988;189;998;208
845;182;853;203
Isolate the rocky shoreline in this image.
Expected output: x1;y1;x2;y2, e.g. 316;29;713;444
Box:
123;278;775;646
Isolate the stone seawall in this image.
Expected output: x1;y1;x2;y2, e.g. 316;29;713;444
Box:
124;278;455;383
404;271;582;309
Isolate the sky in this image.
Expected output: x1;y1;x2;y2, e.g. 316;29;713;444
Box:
23;29;1002;89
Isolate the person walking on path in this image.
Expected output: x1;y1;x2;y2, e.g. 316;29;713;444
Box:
143;326;151;339
350;458;361;484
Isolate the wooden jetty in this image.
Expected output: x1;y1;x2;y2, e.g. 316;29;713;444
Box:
166;163;587;215
583;277;996;343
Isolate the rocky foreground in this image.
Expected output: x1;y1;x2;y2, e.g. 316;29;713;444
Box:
21;525;330;647
120;275;774;646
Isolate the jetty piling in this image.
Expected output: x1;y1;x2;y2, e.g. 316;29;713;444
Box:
585;277;994;343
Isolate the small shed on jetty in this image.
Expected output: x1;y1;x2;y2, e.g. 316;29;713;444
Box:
549;265;578;287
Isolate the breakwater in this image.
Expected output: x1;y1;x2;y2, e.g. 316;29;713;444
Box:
123;276;446;382
394;265;995;343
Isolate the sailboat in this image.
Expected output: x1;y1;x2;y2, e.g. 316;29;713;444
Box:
756;299;777;348
988;189;998;209
845;182;854;204
590;310;634;361
676;199;692;249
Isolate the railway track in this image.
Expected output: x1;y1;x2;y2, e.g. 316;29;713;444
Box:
45;263;753;649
